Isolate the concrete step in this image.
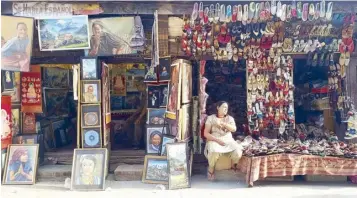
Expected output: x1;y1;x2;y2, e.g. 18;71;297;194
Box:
114;164;144;181
37;165;72;182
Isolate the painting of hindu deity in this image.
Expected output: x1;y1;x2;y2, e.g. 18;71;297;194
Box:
2;144;39;185
42;67;69;88
1;16;33;72
38;15;90;51
88;17;144;56
71;148;107;190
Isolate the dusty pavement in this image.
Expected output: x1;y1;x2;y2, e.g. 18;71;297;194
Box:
1;175;357;198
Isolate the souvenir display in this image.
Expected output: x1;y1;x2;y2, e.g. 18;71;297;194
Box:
146;125;167;154
38;15;90;51
1;71;15;91
11;105;21;137
166;142;190;190
111;67;126;96
71;148;107;190
158;57;171;82
159;134;176;156
147;108;166;125
142;155;168;184
1;16;33;72
2;144;39;185
42;67;69;88
22;112;36;134
81;57;98;80
82;128;102;148
81;80;101;103
1;96;12;149
21;68;43;113
81;104;101;128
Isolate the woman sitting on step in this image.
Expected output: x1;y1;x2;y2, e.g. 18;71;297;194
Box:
204;101;243;181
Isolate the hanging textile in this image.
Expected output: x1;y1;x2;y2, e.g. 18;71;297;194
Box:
21;66;43;113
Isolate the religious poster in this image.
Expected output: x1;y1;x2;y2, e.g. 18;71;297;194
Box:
1;16;33;72
38;15;90;51
21;68;43;113
1;96;12;149
22;113;36;134
88;17;144;56
166;61;181;120
111;67;126;96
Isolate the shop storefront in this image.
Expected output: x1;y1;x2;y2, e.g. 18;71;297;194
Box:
1;0;357;189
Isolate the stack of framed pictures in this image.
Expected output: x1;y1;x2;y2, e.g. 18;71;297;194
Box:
80;57;102;149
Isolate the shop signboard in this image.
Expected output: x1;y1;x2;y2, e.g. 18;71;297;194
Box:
12;2;72;18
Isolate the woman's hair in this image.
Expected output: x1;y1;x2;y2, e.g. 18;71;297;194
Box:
91;21;104;29
80;154;97;166
10;148;28;165
216;101;228;109
150;131;161;143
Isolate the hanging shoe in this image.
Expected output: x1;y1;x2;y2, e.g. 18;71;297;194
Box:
297;1;303;19
238;5;243;21
199;2;204;19
208;4;215;23
320;0;326;18
226;5;232;23
326;2;333;21
214;3;220;23
220;4;226;22
308;3;315;21
302;3;308;21
276;1;282;18
232;5;238;22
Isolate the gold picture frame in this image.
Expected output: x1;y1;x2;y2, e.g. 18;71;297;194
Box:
81;80;101;103
142;155;168;184
81;104;101;128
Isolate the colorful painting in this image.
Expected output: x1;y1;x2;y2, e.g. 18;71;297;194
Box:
1;96;12;149
81;58;98;80
158;57;171;82
22;113;36;134
111;67;126;96
181;105;191;140
1;16;33;72
146;125;167;154
166;62;181;119
42;67;69;88
88;17;140;56
160;134;176;156
12;134;38;144
126;69;145;92
81;80;101;103
21;69;43;113
11;106;21;137
142;156;168;184
166;142;190;190
71;148;107;190
2;144;39;185
181;62;192;104
147;108;166;125
38;15;90;51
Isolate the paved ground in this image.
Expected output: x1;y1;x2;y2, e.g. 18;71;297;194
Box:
1;175;357;198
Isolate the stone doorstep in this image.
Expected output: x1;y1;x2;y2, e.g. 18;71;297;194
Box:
114;164;144;181
37;165;72;182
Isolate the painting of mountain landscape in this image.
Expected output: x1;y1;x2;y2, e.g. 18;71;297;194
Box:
38;15;90;51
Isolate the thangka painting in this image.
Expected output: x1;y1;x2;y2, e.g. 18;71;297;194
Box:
88;17;144;56
1;16;33;72
38;15;90;51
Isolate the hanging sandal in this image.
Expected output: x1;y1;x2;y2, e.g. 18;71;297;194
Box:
220;4;226;22
209;4;215;23
214;3;220;23
302;3;309;22
271;0;277;16
243;4;249;25
238;5;243;22
291;0;297;18
320;0;326;18
232;5;238;22
345;52;350;66
326;2;333;21
308;3;315;21
226;5;232;23
276;1;282;18
297;1;303;19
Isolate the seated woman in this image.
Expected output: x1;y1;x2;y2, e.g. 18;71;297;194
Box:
204;101;243;181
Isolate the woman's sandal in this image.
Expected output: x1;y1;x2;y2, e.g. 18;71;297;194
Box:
207;170;216;181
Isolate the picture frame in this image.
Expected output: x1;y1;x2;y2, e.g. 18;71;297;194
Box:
81;104;101;128
81;80;101;103
159;84;169;107
1;70;15;91
181;61;192;104
145;125;167;154
41;124;56;151
43;88;69;116
147;85;161;108
12;134;38;144
22;112;36;134
1;148;7;180
81;57;98;80
142;155;168;184
51;120;67;147
11;104;21;137
42;67;69;88
166;142;190;190
159;134;176;156
71;148;107;191
2;144;39;185
82;127;102;148
158;57;171;82
147;108;166;125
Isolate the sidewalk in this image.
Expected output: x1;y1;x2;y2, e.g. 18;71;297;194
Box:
1;175;357;198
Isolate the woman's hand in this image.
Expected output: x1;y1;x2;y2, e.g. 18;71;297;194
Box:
215;139;225;146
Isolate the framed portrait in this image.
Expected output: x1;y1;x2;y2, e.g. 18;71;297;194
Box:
144;65;157;83
71;148;107;191
158;57;171;82
2;144;39;185
81;104;101;128
11;105;21;137
147;108;166;125
142;155;168;184
147;85;161;108
42;67;69;88
1;16;33;72
166;142;190;190
51;120;67;147
41;124;56;151
146;125;167;154
81;80;101;103
1;71;15;91
159;134;176;156
38;15;90;51
12;134;38;144
81;57;98;80
22;112;36;134
82;127;102;148
181;61;192;104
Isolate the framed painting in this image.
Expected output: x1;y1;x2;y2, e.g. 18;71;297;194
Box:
22;113;36;134
41;124;56;151
166;60;182;119
147;85;161;108
110;95;124;111
81;80;101;103
111;67;126;96
101;63;111;125
166;142;190;190
181;104;191;140
43;88;69;116
82;127;102;148
146;125;167;154
81;57;98;80
181;61;192;104
147;108;166;125
71;148;107;190
159;134;176;156
158;57;171;82
1;71;15;91
12;134;38;144
125;69;145;92
81;104;101;128
2;96;12;149
38;15;90;51
42;67;69;88
2;72;21;103
159;84;169;107
123;92;141;110
142;155;168;184
1;16;33;72
11;105;21;137
2;144;39;185
88;17;136;56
